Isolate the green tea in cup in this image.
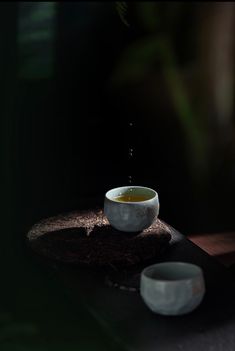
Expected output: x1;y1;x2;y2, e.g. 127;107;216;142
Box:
113;194;152;202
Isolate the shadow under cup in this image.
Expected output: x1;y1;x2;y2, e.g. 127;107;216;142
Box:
104;186;159;232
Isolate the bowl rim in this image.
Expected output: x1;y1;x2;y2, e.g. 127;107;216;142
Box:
105;185;158;204
141;261;204;283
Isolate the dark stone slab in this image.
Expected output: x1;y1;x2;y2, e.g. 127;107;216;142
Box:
27;212;235;350
55;224;235;351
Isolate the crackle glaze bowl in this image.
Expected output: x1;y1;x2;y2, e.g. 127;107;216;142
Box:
140;262;205;316
104;186;159;232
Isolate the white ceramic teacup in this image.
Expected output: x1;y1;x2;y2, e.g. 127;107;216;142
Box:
140;262;205;316
104;186;159;232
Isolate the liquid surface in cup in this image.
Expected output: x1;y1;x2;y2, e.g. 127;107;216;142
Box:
113;194;151;202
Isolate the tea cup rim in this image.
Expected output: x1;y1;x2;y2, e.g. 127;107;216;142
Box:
105;185;158;204
141;262;203;283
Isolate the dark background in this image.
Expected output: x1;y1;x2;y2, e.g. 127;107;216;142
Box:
2;2;235;237
1;3;235;350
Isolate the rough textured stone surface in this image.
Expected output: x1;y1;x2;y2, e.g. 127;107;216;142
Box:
27;209;171;269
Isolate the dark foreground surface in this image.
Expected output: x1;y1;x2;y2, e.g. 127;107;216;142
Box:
1;211;235;351
52;225;235;351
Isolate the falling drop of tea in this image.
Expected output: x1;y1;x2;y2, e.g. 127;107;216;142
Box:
127;121;135;185
128;147;134;158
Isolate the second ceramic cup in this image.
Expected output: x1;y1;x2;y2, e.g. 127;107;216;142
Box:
140;262;206;315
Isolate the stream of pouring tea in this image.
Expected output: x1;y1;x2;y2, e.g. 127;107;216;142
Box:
128;121;134;185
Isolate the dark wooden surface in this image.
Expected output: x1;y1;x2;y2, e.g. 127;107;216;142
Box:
188;232;235;267
26;216;235;351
